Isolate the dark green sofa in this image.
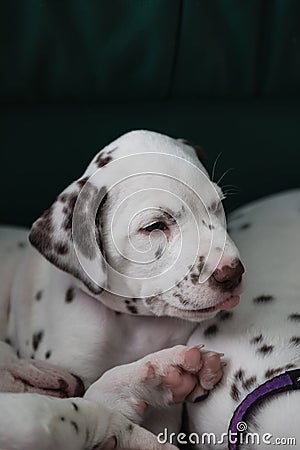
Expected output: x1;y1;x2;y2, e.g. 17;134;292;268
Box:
1;1;300;227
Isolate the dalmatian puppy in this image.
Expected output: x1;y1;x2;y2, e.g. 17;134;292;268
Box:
186;190;300;449
0;130;244;447
0;344;223;450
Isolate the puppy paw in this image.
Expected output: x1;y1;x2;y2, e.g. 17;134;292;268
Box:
0;359;84;398
186;350;224;402
85;345;216;422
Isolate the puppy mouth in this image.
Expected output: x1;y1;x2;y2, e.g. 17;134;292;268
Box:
187;294;240;314
171;286;242;317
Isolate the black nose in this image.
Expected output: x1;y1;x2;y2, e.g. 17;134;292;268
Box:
211;260;244;291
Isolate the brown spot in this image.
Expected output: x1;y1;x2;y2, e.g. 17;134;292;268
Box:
32;330;44;351
257;344;274;355
265;367;284;378
145;295;159;305
59;194;68;203
289;336;300;346
95;154;112;168
62;193;78;232
38;207;52;225
65;287;75;303
253;295;274;304
127;305;138;314
197;256;205;273
115;311;122;316
289;313;300;322
204;324;218;337
285;363;296;370
250;334;263;344
128;423;133;432
208;201;218;213
18;242;25;248
5;337;11;345
72;402;79;411
77;177;89;189
173;292;189;306
190;272;199;285
176;279;184;289
70;421;79;434
54;242;69;255
45;350;52;359
230;383;240;401
218;310;233;320
234;369;245;381
242;376;257;391
35;290;43;301
29;207;54;253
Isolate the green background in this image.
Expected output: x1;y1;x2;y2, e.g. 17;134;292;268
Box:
1;0;299;226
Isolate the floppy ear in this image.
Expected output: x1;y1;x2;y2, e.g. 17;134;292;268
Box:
29;174;108;295
177;139;207;168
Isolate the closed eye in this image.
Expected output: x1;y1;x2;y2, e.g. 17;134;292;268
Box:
142;221;169;233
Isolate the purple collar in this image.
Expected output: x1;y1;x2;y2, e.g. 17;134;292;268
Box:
228;369;300;450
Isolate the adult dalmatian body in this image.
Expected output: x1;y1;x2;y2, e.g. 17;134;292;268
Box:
0;131;244;449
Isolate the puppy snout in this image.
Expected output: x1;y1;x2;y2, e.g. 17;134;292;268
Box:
212;260;244;291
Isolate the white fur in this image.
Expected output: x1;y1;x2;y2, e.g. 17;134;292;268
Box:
187;190;300;449
0;130;241;449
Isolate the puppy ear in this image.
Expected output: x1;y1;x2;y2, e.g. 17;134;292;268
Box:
178;139;206;168
29;174;108;295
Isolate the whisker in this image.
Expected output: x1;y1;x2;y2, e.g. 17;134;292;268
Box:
222;187;239;195
221;184;239;190
223;191;238;198
211;152;222;182
216;167;234;185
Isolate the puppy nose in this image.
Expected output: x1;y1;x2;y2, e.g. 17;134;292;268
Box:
212;260;244;290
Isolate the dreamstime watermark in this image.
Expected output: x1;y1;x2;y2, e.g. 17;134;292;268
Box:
71;152;227;297
157;422;296;446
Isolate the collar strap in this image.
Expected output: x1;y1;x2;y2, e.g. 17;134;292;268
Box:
228;369;300;450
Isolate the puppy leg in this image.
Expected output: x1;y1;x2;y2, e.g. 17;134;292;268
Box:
0;341;84;397
85;344;224;423
0;393;177;450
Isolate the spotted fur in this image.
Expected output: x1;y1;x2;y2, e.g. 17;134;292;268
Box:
187;189;300;447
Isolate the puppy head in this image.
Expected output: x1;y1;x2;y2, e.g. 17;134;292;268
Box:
29;130;244;321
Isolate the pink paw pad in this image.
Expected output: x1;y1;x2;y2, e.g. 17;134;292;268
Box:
186;351;224;402
141;345;205;405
